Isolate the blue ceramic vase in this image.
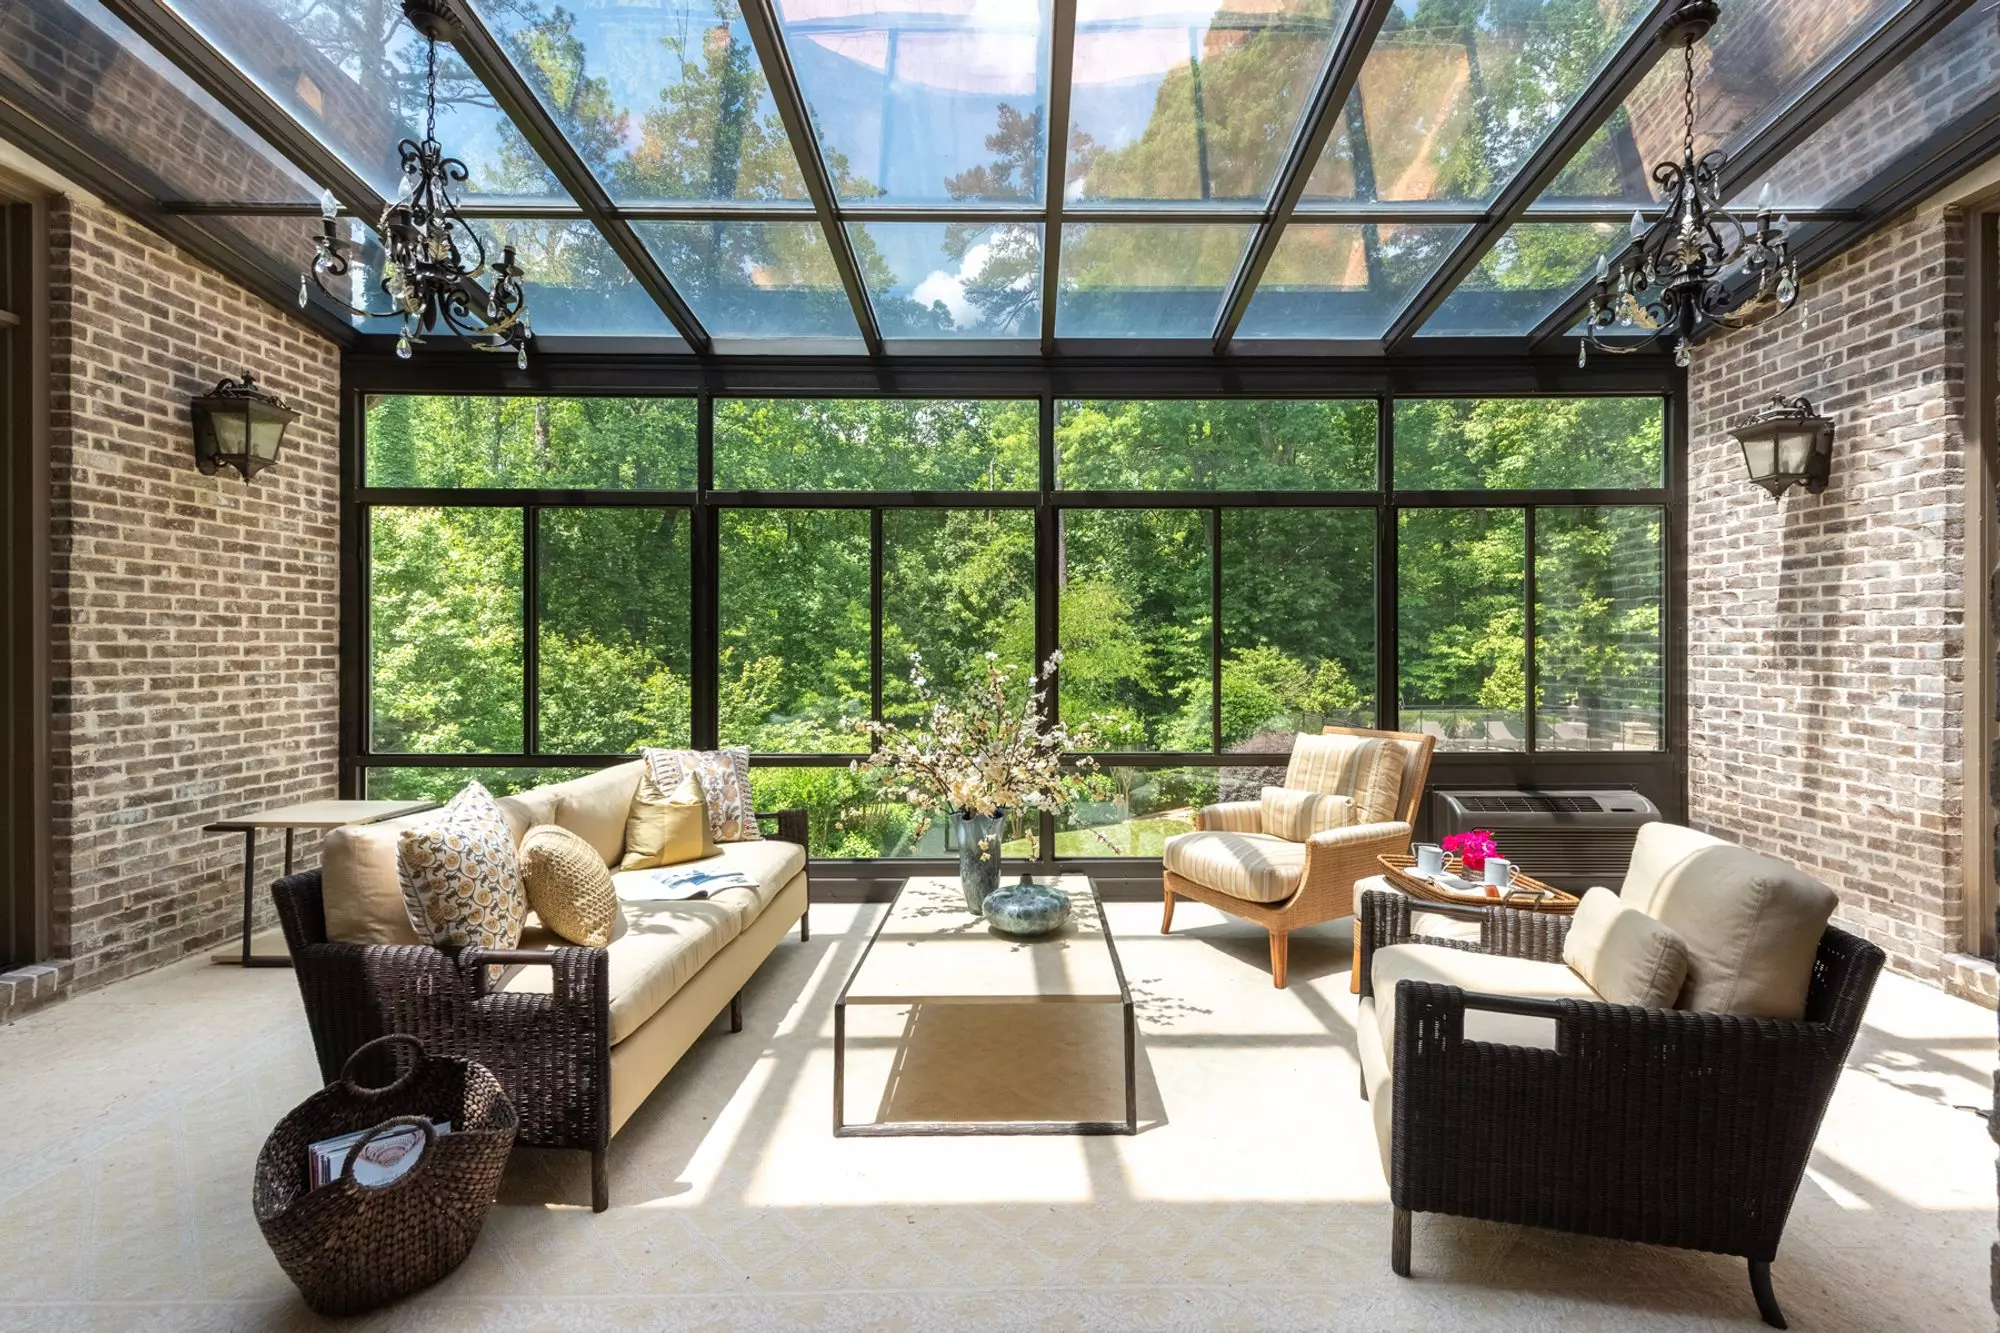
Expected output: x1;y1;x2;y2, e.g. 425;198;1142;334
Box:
954;809;1008;913
982;883;1072;938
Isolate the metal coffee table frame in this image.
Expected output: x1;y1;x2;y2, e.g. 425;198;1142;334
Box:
833;876;1137;1137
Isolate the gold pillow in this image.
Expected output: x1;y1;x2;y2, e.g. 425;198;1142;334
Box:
619;771;716;870
518;824;620;947
1259;785;1354;841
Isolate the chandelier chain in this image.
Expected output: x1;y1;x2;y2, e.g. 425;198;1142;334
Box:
1680;40;1696;163
424;37;438;146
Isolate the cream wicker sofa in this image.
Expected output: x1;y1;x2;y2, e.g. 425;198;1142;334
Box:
1160;725;1434;988
272;760;808;1211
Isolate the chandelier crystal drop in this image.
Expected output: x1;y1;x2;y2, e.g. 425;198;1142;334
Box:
299;0;529;365
1580;1;1796;369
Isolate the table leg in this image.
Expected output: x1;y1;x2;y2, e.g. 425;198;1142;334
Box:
1123;999;1137;1135
283;827;295;877
833;1000;847;1136
240;829;257;968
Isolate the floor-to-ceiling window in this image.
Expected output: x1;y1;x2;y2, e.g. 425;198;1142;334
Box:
350;383;1673;875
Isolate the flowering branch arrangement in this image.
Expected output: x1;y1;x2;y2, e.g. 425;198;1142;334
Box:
850;651;1098;823
1442;828;1499;872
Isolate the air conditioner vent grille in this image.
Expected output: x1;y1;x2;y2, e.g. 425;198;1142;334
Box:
1452;794;1605;814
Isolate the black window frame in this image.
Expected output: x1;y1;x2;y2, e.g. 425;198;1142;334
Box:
340;352;1686;888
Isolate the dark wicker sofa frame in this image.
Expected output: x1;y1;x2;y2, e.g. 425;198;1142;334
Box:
272;808;811;1214
1357;889;1883;1330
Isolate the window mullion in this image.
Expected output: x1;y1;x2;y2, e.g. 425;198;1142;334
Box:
523;504;540;758
1524;506;1538;756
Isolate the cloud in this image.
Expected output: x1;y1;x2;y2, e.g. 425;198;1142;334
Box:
910;239;992;330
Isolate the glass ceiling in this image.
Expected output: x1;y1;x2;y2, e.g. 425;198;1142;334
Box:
1;0;1992;354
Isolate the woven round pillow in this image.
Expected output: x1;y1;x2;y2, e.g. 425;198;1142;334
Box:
517;824;619;947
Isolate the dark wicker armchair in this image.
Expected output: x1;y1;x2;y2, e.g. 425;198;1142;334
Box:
273;808;810;1213
1357;889;1883;1330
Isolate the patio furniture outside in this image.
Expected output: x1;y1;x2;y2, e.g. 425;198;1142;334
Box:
833;875;1136;1137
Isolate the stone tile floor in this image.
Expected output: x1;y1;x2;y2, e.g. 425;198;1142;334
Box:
0;900;1991;1331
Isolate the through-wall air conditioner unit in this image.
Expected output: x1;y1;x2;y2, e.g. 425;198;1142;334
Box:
1432;790;1660;892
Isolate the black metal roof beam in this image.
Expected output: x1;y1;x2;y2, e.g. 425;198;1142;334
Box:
94;0;384;219
0;93;356;344
1039;0;1080;355
1381;0;1686;349
1210;0;1401;354
738;0;883;356
1527;0;1979;348
440;5;711;355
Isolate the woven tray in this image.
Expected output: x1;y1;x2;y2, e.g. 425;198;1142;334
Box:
1377;854;1580;915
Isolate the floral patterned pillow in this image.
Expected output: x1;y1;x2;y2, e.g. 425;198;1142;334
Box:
396;781;528;950
640;747;761;843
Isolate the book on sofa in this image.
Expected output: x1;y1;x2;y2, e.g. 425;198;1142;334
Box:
620;866;758;901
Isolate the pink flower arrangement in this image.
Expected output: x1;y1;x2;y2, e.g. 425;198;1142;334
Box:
1442;828;1499;872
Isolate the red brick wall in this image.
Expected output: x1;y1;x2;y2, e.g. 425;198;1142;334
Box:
1685;204;1969;982
48;197;341;990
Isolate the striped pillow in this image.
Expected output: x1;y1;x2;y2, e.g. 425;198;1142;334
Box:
1282;733;1409;825
1260;786;1354;841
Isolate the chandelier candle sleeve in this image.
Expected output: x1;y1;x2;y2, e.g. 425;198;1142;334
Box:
1579;1;1797;369
299;1;530;367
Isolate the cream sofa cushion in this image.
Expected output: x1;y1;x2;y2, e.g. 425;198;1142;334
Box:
322;812;436;945
1372;942;1598;1070
1355;994;1394;1181
495;789;556;843
613;838;806;934
509;896;740;1044
1259;786;1353;841
1619;823;1836;1018
1283;732;1407;824
546;761;645;867
1162;831;1307;904
1562;886;1688;1008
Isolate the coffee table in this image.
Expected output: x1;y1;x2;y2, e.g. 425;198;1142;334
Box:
833;875;1136;1137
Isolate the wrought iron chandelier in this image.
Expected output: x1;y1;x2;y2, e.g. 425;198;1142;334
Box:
299;0;530;367
1579;0;1797;369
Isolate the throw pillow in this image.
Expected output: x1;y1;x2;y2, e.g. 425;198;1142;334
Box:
619;771;716;870
396;781;527;951
519;824;620;947
641;747;761;843
1562;886;1690;1009
1259;785;1354;841
1281;732;1409;825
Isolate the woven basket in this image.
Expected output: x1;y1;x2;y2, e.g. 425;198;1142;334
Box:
253;1035;518;1316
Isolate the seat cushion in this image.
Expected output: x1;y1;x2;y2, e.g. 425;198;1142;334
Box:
1162;831;1307;904
1283;732;1407;824
396;782;527;951
611;838;806;934
1619;824;1837;1019
545;761;646;867
1260;786;1353;840
508;896;742;1045
1372;942;1598;1071
1562;886;1688;1009
619;771;715;871
519;824;620;947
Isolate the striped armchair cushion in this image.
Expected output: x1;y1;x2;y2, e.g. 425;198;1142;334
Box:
1282;733;1408;825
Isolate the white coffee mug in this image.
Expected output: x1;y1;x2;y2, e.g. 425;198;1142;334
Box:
1483;856;1514;887
1414;843;1444;876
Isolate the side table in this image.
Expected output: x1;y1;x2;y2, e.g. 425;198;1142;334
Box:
205;799;438;967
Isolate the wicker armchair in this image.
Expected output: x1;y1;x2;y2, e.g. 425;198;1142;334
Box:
1161;725;1434;988
273;807;810;1213
1356;889;1883;1329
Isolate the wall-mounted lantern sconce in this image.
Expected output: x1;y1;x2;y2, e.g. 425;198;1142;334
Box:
191;372;297;481
1731;394;1833;499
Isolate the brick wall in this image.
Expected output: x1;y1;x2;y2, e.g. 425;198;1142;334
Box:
1685;204;1969;983
47;197;341;992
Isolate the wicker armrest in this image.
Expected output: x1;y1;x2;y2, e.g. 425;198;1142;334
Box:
1357;890;1573;997
758;806;809;851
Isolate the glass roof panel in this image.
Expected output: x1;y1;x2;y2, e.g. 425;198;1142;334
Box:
1234;221;1463;339
0;0;318;203
1542;0;1904;206
635;219;859;338
1419;221;1623;336
1733;4;2000;209
1065;0;1351;206
470;218;679;337
469;0;812;204
774;0;1051;205
849;222;1042;339
1303;0;1649;204
162;0;570;201
1056;222;1252;337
